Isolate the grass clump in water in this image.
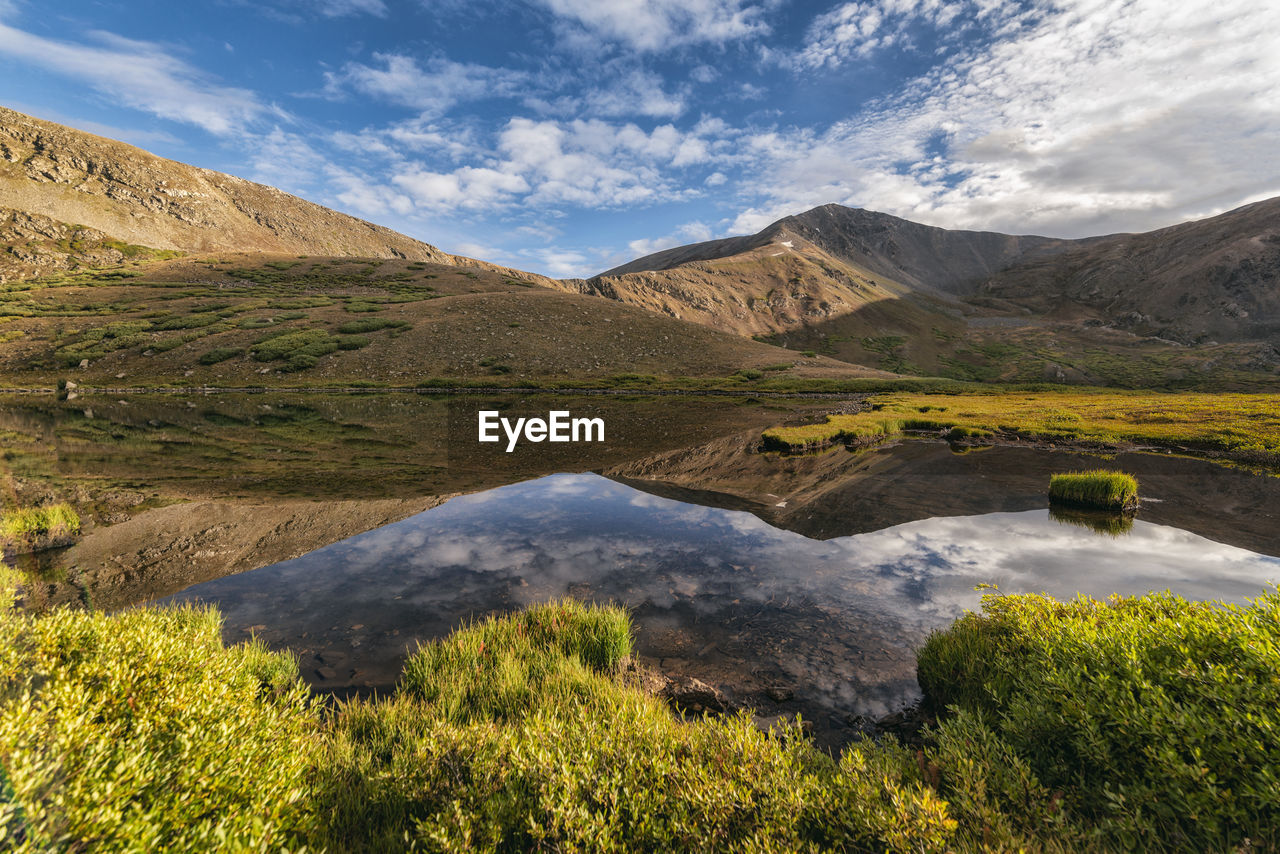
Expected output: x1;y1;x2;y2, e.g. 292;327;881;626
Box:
916;589;1280;852
1048;469;1138;511
0;502;80;550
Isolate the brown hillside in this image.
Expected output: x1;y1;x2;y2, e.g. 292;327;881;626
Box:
974;197;1280;345
0;107;555;288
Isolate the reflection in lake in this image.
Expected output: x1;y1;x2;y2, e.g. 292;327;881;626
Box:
166;470;1280;747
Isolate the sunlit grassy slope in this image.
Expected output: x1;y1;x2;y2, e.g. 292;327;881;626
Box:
762;390;1280;463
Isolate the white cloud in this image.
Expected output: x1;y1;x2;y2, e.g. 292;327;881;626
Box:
794;0;999;69
737;0;1280;237
627;220;714;257
535;0;771;51
315;0;387;16
580;70;687;118
324;53;528;117
0;24;275;135
523;246;594;277
393;165;530;211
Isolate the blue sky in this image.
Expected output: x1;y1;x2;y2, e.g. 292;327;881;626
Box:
2;0;1278;277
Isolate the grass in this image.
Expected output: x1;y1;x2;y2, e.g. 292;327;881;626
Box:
0;570;317;851
5;582;1280;851
917;589;1280;852
761;390;1280;464
0;592;953;852
0;503;80;549
1048;469;1139;510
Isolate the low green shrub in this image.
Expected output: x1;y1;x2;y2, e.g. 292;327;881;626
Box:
0;588;317;851
249;329;341;371
918;590;1280;851
314;600;955;852
198;346;243;365
149;313;220;331
1048;469;1138;510
335;319;409;335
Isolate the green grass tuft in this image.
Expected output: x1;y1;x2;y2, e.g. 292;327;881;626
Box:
0;602;317;851
1048;469;1139;510
0;502;80;547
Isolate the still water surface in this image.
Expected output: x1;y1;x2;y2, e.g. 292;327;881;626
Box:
166;451;1280;744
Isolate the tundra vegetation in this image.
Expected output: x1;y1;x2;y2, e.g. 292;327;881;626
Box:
1048;470;1140;511
2;571;1277;853
0;503;79;552
761;390;1280;466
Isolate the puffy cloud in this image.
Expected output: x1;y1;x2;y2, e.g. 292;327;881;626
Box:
626;220;714;257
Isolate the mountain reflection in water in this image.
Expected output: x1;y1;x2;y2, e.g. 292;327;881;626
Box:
166;471;1280;746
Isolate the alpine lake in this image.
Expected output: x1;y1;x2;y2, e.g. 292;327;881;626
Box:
5;391;1279;750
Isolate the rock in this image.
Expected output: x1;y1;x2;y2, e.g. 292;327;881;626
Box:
314;666;338;680
78;359;89;368
661;676;727;715
765;686;793;703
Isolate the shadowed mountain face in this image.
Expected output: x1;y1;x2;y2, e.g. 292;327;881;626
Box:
974;197;1280;345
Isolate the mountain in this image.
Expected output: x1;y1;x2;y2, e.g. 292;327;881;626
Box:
563;201;1280;388
0;107;883;387
973;197;1280;345
601;203;1083;294
0;107;550;286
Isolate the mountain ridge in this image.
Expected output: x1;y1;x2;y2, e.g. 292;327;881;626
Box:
0;106;555;287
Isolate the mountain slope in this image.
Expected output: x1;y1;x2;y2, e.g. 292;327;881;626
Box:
604;203;1083;295
974;197;1280;345
568;201;1280;388
0;107;452;264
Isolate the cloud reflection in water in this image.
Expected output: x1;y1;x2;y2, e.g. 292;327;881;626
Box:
167;473;1280;736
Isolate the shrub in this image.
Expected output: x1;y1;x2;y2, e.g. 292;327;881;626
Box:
336;335;370;351
313;600;955;852
335;319;409;335
198;346;243;365
149;313;220;331
1048;469;1139;510
0;597;317;851
249;329;340;365
918;590;1280;851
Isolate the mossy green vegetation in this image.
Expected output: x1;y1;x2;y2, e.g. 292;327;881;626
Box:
0;503;80;549
0;572;317;851
4;585;1279;851
762;391;1280;465
917;589;1280;851
1048;469;1139;510
0;594;953;852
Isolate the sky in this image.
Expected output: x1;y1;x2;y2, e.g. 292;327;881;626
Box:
2;0;1278;277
